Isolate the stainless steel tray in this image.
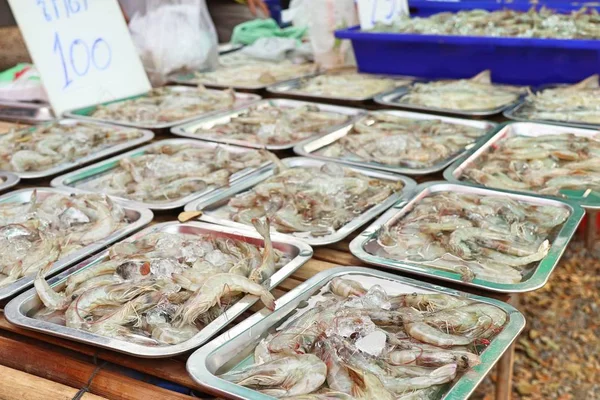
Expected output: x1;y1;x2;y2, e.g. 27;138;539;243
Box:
0;187;153;302
184;157;416;246
293;110;497;176
0;119;154;180
350;181;584;293
0;172;19;192
5;221;313;358
444;122;600;209
504;87;600;130
63;86;262;130
170;68;318;91
218;43;243;54
0;100;54;124
187;266;526;400
50;139;273;211
266;73;413;104
171;99;366;151
375;81;525;117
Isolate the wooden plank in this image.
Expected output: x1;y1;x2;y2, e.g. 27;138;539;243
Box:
291;259;339;282
0;333;195;400
0;121;27;133
0;364;105;400
313;247;366;266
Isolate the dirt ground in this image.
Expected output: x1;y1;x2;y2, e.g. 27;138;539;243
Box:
473;238;600;400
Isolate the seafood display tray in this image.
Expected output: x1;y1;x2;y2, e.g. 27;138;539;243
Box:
0;172;19;192
443;121;600;209
4;221;313;358
1;119;154;179
169;69;318;91
63;86;262;130
171;99;366;151
350;181;584;293
374;83;524;117
218;43;244;54
0;187;153;302
0;100;54;124
184;157;416;246
187;266;526;400
266;73;412;104
293;110;497;176
50;139;273;211
503;84;600;130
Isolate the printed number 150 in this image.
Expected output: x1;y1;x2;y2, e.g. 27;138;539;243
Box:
53;32;112;88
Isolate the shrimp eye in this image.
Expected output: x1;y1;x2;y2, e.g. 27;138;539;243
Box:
350;332;360;340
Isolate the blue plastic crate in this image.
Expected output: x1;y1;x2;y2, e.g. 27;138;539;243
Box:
336;3;600;85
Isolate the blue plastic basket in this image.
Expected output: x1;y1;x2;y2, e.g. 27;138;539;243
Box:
336;3;600;85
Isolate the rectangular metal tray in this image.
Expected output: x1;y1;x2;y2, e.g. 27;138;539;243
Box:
0;172;19;192
293;110;497;176
350;181;584;293
170;68;318;91
186;266;526;400
50;139;273;211
374;81;525;117
504;84;600;130
0;119;154;180
266;72;413;104
184;157;417;246
443;121;600;209
0;100;54;124
171;99;366;151
63;86;262;130
4;221;313;358
0;187;153;302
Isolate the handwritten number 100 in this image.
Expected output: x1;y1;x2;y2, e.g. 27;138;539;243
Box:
53;32;112;89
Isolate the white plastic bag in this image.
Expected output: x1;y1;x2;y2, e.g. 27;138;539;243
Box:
290;0;357;69
124;0;218;86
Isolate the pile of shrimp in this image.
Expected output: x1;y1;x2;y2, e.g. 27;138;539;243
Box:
219;277;506;399
90;86;236;124
515;75;600;125
193;104;351;146
227;162;403;237
194;62;317;87
319;112;486;168
397;71;525;112
79;143;272;203
375;7;600;39
0;122;143;172
32;219;289;346
372;192;569;284
463;132;600;196
289;72;406;100
0;191;128;288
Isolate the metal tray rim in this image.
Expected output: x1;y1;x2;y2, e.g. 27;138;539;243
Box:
0;172;20;192
374;82;525;117
50;138;274;210
349;181;584;293
293;109;498;176
170;99;367;151
0;187;154;301
4;220;313;358
184;156;417;246
0;119;155;179
63;87;262;130
186;266;526;400
504;98;600;130
0;100;54;124
443;121;600;209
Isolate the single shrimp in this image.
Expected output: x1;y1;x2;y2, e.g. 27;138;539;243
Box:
249;217;276;283
64;260;119;295
34;263;70;310
404;322;471;347
174;273;275;327
330;277;367;298
218;354;327;398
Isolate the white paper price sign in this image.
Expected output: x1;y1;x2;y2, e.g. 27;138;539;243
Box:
357;0;409;30
8;0;151;116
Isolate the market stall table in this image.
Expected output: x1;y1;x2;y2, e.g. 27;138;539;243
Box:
0;109;550;400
